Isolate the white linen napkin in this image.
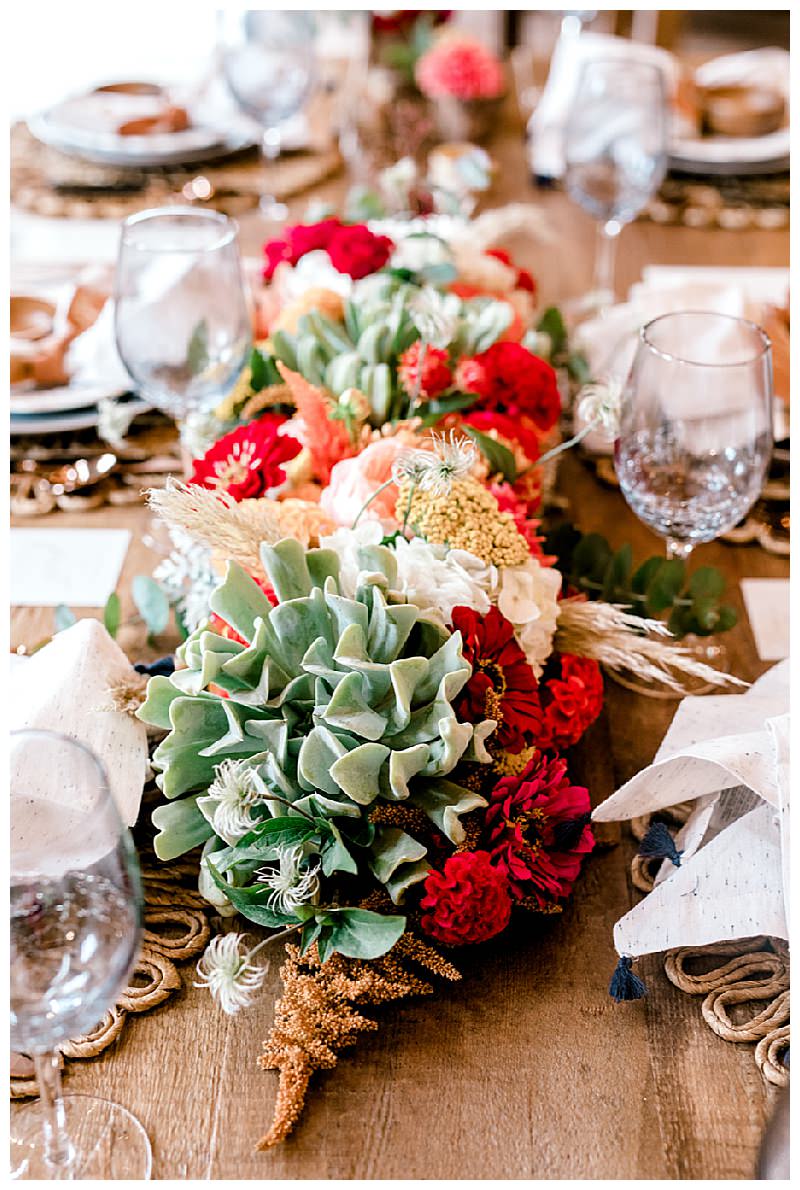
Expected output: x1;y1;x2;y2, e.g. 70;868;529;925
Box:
592;661;790;959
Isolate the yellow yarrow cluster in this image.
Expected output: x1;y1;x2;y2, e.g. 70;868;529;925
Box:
395;475;531;568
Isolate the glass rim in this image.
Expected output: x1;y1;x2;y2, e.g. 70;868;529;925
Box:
639;310;772;369
119;205;238;253
10;728;111;787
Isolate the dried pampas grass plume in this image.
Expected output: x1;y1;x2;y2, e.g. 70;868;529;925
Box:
147;479;284;576
555;599;748;693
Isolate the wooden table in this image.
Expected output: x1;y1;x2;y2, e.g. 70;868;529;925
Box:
11;120;789;1180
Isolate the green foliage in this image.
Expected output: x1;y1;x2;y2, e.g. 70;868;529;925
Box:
54;604;77;632
548;528;738;639
132;575;170;638
463;425;518;483
103;592;121;639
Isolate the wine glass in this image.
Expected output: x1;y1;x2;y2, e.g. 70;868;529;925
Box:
218;9;317;222
564;59;668;307
10;730;150;1180
614;311;773;694
114;206;251;466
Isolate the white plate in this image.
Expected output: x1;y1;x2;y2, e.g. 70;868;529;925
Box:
10;397;150;435
10;380;128;416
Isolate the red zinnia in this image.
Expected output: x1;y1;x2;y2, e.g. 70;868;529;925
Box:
537;653;604;751
455;341;560;432
485;752;594;906
420;850;512;946
451;604;542;753
189;414;302;502
326;223;394;279
398;341;453;400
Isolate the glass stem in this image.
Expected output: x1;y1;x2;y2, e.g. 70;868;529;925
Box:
593;219;622;302
33;1051;74;1172
666;538;693;562
261;128;287;222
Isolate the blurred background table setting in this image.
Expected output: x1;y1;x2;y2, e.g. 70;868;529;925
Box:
8;7;791;1183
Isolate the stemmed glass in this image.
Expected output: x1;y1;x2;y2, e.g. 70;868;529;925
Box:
218;9;317;222
614;311;773;694
10;730;150;1179
564;59;668;307
114;206;251;467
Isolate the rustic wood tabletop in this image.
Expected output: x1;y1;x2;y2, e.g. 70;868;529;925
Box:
10;111;789;1180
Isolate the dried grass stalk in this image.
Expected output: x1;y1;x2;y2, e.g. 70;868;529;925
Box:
555;599;747;693
147;479;283;575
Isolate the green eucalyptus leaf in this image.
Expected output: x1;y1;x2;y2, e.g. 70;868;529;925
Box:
325;907;406;959
132;576;170;636
688;567;727;599
463;425;517;482
645;559;686;615
103;593;121;638
54;604;77;632
602;543;633;601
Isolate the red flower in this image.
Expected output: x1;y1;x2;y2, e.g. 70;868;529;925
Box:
485;752;594;906
462;408;541;463
538;653;604;750
189;414;302;502
451;605;542;753
262;219;343;280
327;224;394;279
420;850;512;945
398;341;453;400
455;341;560;432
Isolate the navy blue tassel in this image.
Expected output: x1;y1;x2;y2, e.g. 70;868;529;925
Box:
134;655;175;677
639;820;683;867
553;811;592;851
609;956;647;1002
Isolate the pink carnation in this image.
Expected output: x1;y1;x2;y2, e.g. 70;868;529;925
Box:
415;37;505;101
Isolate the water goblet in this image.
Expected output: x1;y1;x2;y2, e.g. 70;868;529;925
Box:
614;310;773;695
564;59;668;308
10;730;150;1179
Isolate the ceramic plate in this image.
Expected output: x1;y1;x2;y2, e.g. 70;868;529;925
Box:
10;381;128;416
10;397;150;435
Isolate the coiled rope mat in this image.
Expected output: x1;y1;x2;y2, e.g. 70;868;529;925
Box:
630;808;789;1089
10;851;215;1100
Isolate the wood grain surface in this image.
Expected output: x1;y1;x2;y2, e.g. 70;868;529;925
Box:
10;111;789;1180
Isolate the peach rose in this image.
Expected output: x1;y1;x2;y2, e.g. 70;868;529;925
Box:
320;437;410;527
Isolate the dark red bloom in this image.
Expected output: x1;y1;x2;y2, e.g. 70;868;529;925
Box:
484;247;537;299
455;341;560;432
189;414;302;502
420;850;512;945
451;605;542;753
461;408;542;464
537;653;604;751
262;219;343;280
326;223;394;279
485;752;594;906
398;341;453;400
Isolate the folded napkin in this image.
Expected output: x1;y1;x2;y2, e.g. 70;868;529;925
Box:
592;660;790;967
10;620;148;876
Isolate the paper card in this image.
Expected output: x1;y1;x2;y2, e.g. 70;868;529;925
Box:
741;578;790;661
10;528;130;607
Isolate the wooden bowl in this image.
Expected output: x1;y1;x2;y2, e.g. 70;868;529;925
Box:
699;84;786;138
10;295;57;341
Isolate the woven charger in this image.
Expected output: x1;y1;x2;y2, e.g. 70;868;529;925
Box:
11;122;343;220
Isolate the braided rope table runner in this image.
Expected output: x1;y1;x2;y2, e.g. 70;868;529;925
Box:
10;854;214;1100
630;810;790;1089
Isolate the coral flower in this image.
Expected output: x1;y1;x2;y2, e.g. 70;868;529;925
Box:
398;341;453;400
485;752;594;907
420;850;512;946
320;437;409;527
451;604;542;753
189;414;301;502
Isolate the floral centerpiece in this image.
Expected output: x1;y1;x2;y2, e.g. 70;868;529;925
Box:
134;205;741;1149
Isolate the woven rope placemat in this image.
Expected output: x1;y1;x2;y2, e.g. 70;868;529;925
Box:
631;811;790;1088
11;122;342;221
10;846;215;1100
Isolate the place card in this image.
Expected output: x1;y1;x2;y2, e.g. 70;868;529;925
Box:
10;527;131;607
741;578;790;661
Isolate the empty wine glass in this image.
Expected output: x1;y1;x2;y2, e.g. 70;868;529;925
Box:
614;311;773;694
10;730;150;1180
114;207;251;465
218;9;317;222
564;59;668;307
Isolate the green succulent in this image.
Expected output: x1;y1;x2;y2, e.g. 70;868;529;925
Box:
138;537;494;935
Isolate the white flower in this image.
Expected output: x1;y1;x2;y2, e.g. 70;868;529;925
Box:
257;846;320;916
198;759;267;845
153;528;218;634
495;559;562;678
576;378;623;440
392;432;477;497
97;396;137;447
194;933;268;1015
409;288;461;350
379;156;418;210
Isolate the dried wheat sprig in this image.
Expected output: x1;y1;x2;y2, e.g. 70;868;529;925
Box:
147;480;283;575
555;599;748;693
